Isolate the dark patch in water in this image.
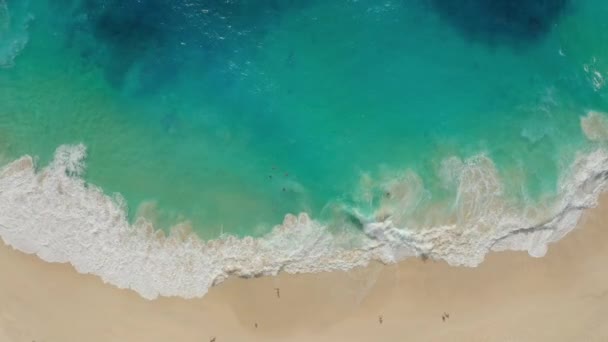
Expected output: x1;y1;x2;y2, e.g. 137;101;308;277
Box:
343;210;365;231
92;0;168;50
60;0;313;94
429;0;569;47
82;0;180;92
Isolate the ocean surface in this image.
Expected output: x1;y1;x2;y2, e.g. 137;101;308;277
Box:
1;0;607;299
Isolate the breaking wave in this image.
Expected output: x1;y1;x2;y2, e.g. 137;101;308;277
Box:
1;111;608;300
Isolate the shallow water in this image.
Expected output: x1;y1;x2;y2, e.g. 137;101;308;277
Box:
1;0;608;298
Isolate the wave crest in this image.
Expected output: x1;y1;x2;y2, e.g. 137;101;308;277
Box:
1;136;608;299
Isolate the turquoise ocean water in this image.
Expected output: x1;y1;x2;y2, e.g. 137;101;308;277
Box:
1;0;608;298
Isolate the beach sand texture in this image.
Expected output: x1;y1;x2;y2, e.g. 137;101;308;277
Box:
1;195;607;342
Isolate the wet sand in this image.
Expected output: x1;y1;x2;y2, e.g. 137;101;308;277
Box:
1;196;608;341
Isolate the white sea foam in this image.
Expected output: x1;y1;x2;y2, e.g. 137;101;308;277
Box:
583;57;606;92
2;117;608;299
0;146;386;299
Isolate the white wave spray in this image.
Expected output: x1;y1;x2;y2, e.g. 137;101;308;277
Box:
1;112;608;299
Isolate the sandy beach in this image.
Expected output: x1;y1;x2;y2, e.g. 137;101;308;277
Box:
1;195;608;342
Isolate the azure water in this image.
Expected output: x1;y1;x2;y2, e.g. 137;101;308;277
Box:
1;0;607;298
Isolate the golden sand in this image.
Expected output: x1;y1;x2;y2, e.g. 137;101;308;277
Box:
1;196;608;341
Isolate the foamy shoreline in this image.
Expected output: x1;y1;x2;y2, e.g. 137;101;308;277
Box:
1;123;608;299
2;194;608;341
